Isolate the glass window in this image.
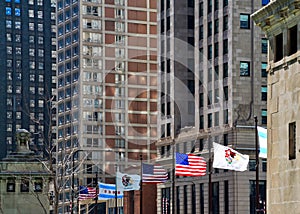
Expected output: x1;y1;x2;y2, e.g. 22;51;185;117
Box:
262;38;268;54
38;24;43;31
16;35;21;42
6;7;12;16
38;37;44;45
240;14;250;29
29;49;35;56
6;20;12;28
34;179;43;192
15;8;21;16
7;60;12;67
223;15;228;31
261;62;267;77
15;21;21;29
262;0;269;6
7;180;15;192
261;86;267;101
16;47;21;55
29;0;34;4
240;61;250;76
6;33;12;42
261;109;267;124
7;46;12;55
37;0;43;5
20;179;29;192
29;36;34;43
38;11;43;19
29;23;34;31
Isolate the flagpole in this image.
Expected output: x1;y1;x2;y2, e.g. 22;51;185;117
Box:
208;135;212;214
140;154;143;214
94;171;98;214
115;164;118;214
254;116;260;213
172;139;175;214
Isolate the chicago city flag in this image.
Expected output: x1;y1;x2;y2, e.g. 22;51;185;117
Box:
213;142;249;171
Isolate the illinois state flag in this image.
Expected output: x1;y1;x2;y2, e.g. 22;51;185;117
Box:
175;153;206;176
116;172;140;191
213;142;249;171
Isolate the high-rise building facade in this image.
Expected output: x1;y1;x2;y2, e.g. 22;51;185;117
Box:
253;0;300;213
157;0;269;213
0;0;56;158
55;0;157;212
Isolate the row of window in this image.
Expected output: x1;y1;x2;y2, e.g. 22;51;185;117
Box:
7;178;43;193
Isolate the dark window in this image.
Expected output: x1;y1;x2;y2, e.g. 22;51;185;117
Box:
199;25;203;40
188;15;194;29
262;0;269;6
34;179;43;192
214;19;219;34
208;22;212;36
223;86;228;101
240;14;250;29
21;179;29;192
223;0;228;7
200;183;204;214
289;122;296;160
188;0;194;8
184;185;187;213
208;45;212;59
223;62;228;78
249;159;256;171
240;61;250;76
161;188;170;214
188;80;195;95
199;2;203;17
275;33;283;62
214;0;219;10
208;0;212;13
262;38;268;54
7;180;15;192
188;37;194;46
224;109;228;124
167;17;170;31
191;184;196;213
167;123;171;136
199;93;204;107
208;113;212;128
214;42;219;57
261;62;267;77
288;25;297;56
224;181;229;214
161;0;164;11
223;134;228;146
160;19;164;33
212;182;219;214
223;39;228;54
250;180;266;214
261;86;267;101
199;139;204;151
262;160;267;172
200;115;204;129
261;109;267;124
176;186;180;214
223;15;228;31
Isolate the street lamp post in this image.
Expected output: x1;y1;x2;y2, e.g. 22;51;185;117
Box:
71;149;83;214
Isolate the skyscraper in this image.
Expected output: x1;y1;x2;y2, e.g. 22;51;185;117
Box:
0;0;56;158
55;0;157;212
157;0;268;213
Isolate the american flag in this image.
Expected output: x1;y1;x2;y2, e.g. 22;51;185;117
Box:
162;197;169;214
78;186;97;201
175;153;206;176
142;163;168;183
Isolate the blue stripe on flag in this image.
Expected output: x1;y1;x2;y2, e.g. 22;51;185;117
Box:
99;183;115;190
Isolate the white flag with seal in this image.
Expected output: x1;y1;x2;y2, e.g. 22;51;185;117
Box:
213;142;249;171
116;172;140;191
257;126;267;159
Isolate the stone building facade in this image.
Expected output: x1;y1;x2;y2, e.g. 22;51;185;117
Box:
253;0;300;213
0;129;52;214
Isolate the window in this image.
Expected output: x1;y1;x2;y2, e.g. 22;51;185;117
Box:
240;14;250;29
21;179;29;192
262;38;268;54
261;86;267;101
6;20;12;28
214;19;219;34
215;112;219;126
208;45;212;59
249;159;256;171
15;21;21;29
15;8;21;16
288;25;297;56
261;109;267;124
223;39;228;54
34;179;43;192
223;15;228;31
274;33;283;62
224;181;229;214
262;0;269;6
208;113;212;128
7;180;15;192
208;0;212;13
215;0;219;10
240;61;250;76
289;122;296;160
212;182;220;214
208;22;212;36
6;7;12;15
214;42;219;57
261;62;267;77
